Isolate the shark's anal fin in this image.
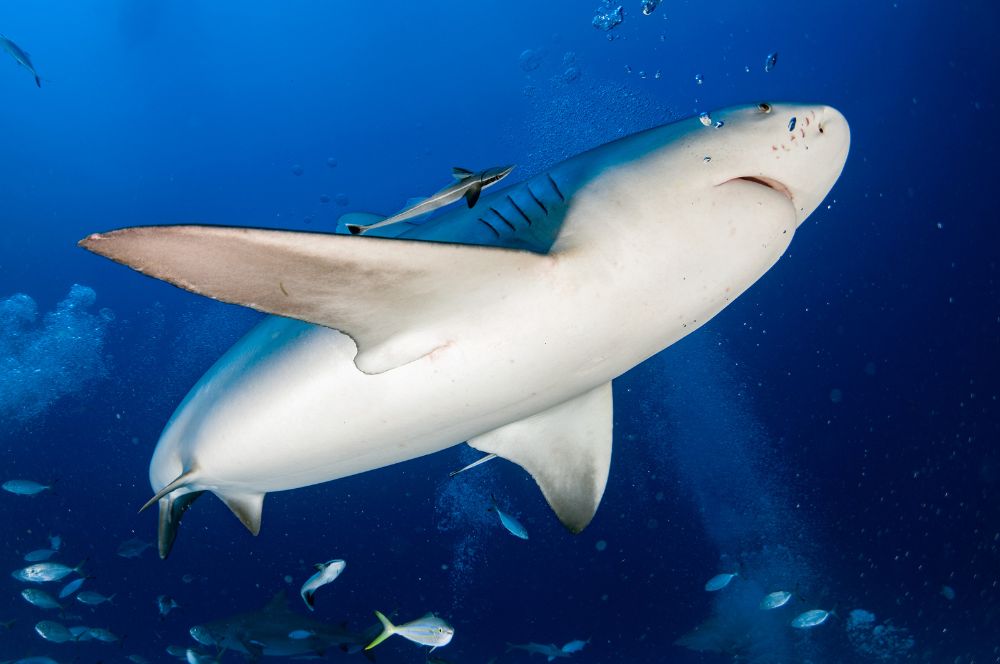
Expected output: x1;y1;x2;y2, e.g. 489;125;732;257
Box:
215;490;265;535
469;383;613;533
452;166;473;180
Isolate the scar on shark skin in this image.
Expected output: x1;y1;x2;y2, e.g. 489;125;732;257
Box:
279;282;289;297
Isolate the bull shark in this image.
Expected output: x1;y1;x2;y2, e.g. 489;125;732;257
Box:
0;34;41;87
79;102;849;558
188;591;372;659
343;164;515;235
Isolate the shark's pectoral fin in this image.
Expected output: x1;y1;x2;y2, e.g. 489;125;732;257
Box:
157;490;203;559
79;225;545;375
469;383;613;533
215;490;265;535
464;184;482;208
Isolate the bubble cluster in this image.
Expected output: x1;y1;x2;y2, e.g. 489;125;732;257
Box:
0;285;113;423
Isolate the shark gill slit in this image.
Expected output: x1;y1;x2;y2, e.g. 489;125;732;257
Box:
478;219;500;237
507;195;532;225
526;186;548;215
490;208;516;231
545;173;565;202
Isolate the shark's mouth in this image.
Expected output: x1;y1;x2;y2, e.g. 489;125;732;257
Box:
728;175;794;202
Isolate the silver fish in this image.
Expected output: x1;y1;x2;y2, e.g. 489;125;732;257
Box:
34;620;76;643
489;495;529;540
759;590;792;610
13;560;84;583
158;594;180;616
704;572;737;591
0;34;41;87
2;479;49;495
506;642;571;660
344;165;515;235
23;549;57;562
791;609;832;628
87;626;119;642
299;559;346;610
561;639;589;653
76;590;115;606
366;611;454;651
20;588;62;610
69;625;93;641
116;537;152;559
59;577;86;599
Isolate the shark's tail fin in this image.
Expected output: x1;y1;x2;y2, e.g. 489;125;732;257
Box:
365;611;395;650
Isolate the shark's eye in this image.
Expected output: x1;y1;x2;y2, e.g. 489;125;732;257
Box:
757;102;772;113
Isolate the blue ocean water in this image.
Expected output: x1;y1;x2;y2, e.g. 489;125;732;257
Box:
1;1;997;662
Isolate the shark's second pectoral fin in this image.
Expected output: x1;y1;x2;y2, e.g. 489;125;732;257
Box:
214;490;265;535
469;383;613;533
79;225;545;374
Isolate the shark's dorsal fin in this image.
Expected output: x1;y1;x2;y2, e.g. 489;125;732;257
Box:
80;226;547;375
452;166;473;180
469;383;613;533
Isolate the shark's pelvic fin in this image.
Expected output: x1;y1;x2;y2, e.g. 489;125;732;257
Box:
469;383;613;533
215;490;265;535
79;225;545;375
452;166;473;180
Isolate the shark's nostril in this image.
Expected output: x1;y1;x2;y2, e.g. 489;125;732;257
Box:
818;124;825;134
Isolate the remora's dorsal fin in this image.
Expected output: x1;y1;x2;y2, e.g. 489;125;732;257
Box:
452;166;473;180
215;490;265;535
464;184;482;208
79;225;546;375
469;383;613;533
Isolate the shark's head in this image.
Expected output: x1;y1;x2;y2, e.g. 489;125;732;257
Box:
687;102;850;226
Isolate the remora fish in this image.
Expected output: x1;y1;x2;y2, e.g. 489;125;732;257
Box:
365;611;454;651
0;34;41;87
188;591;370;658
79;103;849;558
299;558;346;610
343;164;515;235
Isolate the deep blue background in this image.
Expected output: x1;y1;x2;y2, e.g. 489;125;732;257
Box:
1;1;997;662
